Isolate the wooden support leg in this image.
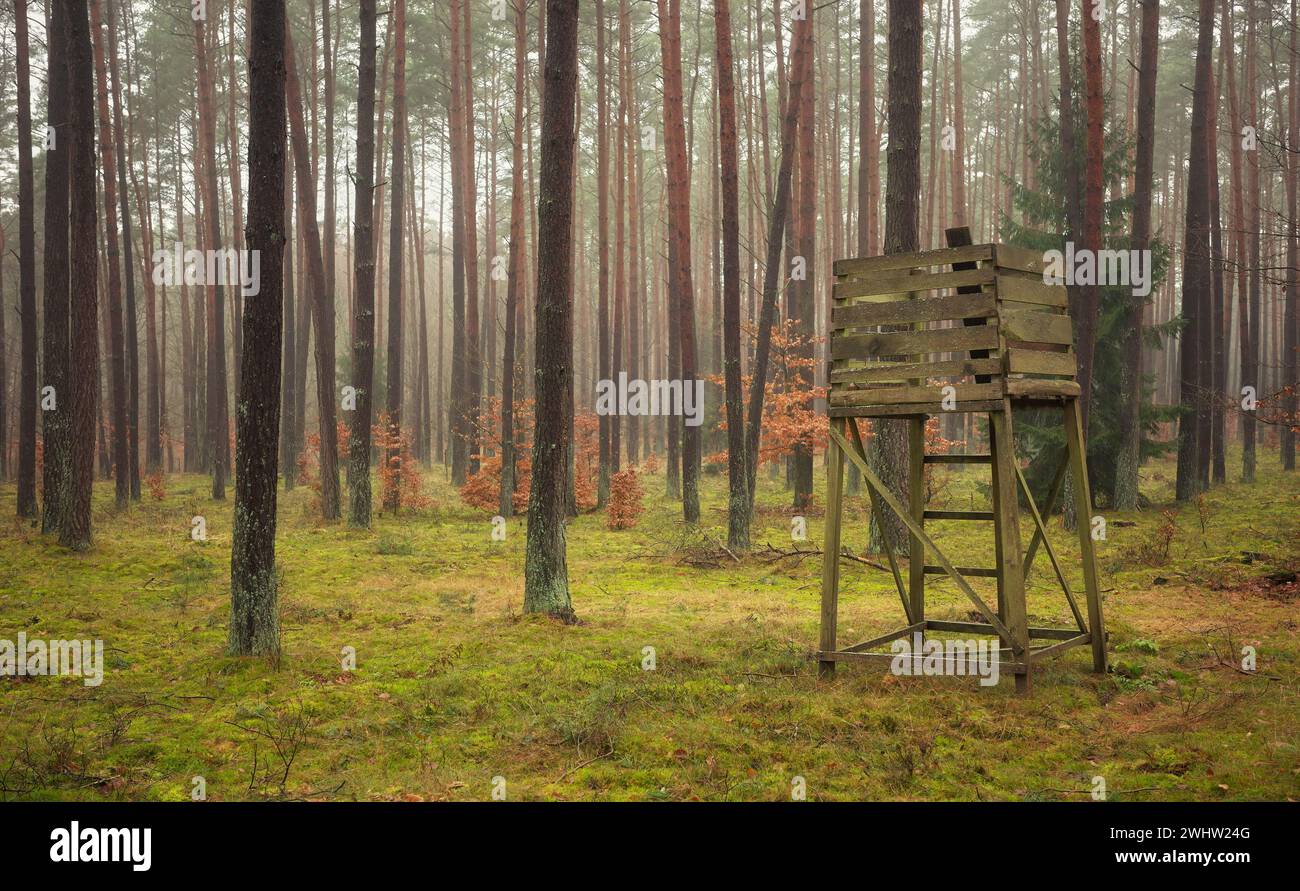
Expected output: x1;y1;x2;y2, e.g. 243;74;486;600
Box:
1064;399;1108;674
990;404;1031;693
819;417;847;679
908;417;926;629
988;411;1008;625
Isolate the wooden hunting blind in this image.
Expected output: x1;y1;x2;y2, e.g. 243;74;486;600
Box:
819;234;1107;692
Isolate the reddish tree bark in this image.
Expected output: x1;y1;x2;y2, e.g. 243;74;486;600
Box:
500;0;528;516
384;0;407;512
286;28;342;520
1078;0;1105;427
657;0;701;522
15;0;39;517
1115;0;1159;510
194;11;230;500
89;0;129;509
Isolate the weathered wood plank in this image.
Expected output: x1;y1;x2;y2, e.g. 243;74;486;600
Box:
924;620;1082;641
829;399;1002;418
833;243;993;276
832;291;995;327
831;325;1000;361
842;623;926;654
816;648;1029;676
1006;349;1077;377
923;565;999;578
829;357;1002;384
995;273;1068;306
993;243;1049;274
819;418;847;678
1000;310;1073;345
1027;633;1092;663
833;267;995;302
1065;399;1108;674
831;381;1004;407
1005;378;1082;398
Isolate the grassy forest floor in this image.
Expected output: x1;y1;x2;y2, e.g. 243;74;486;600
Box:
1;447;1297;801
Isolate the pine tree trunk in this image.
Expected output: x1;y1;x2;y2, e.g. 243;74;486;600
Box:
1243;0;1260;482
524;0;579;622
15;0;39;517
745;11;812;510
348;0;378;526
89;0;130;510
282;173;297;490
448;0;470;485
500;0;527;518
1115;0;1158;510
1283;0;1298;471
792;4;815;511
60;0;99;551
230;0;286;658
658;0;701;523
1176;0;1217;501
869;0;923;555
949;0;967;226
716;0;748;551
596;0;611;506
1078;0;1105;428
384;0;407;513
194;11;230;500
286;28;342;520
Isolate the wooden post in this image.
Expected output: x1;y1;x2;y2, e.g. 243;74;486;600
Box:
819;416;846;678
907;416;926;625
1064;399;1108;673
988;409;1008;624
989;400;1030;692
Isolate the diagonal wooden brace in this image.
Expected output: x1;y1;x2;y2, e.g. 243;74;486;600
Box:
828;426;1019;652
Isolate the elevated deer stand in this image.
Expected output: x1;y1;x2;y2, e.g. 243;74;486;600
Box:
818;236;1107;693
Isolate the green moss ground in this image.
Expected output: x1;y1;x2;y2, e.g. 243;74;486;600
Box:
1;449;1297;801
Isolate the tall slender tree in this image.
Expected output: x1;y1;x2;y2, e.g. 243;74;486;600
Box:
89;0;129;509
286;28;342;520
15;0;39;518
349;0;378;527
230;0;287;657
870;0;923;554
1243;0;1260;482
525;0;579;621
657;0;701;523
716;0;747;551
1176;0;1217;501
106;0;139;500
1077;0;1105;427
384;0;407;512
501;0;528;517
1115;0;1158;510
745;9;812;521
60;0;99;551
194;10;230;500
1283;0;1298;471
596;0;612;506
